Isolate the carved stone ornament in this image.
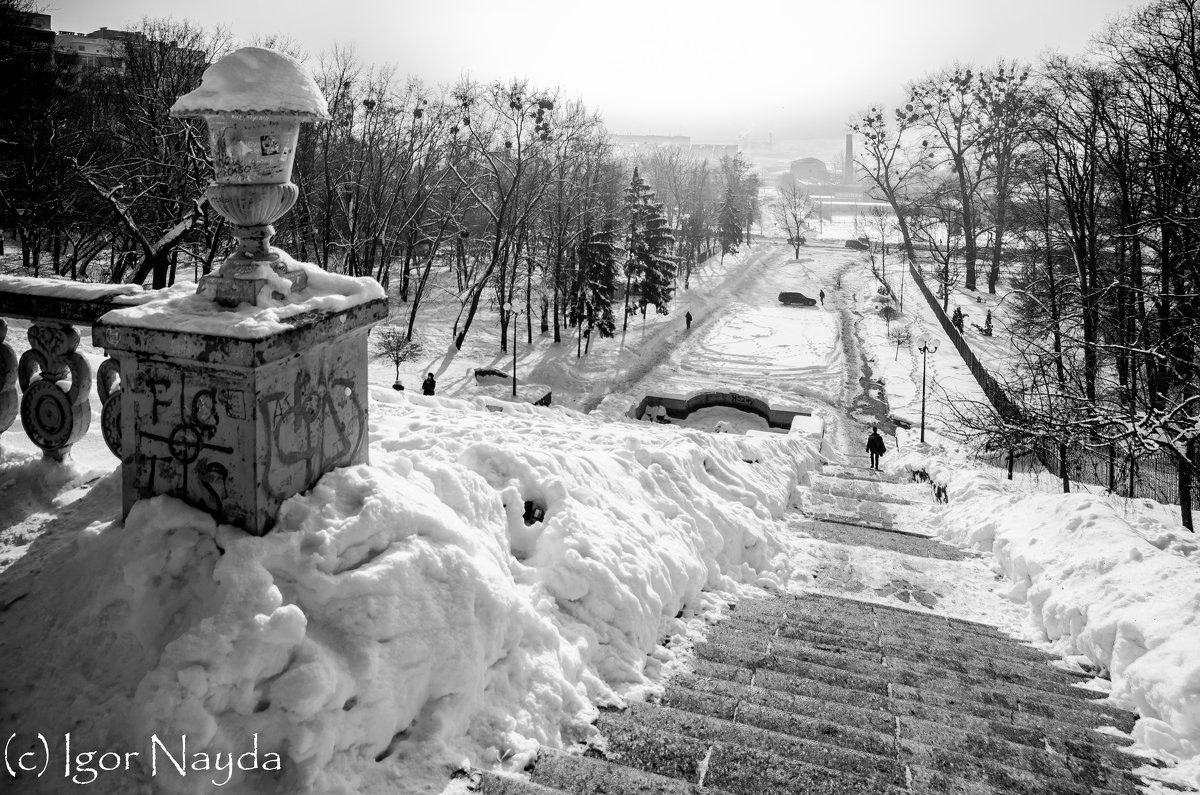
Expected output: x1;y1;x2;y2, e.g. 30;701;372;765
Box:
97;357;123;458
18;323;92;460
0;318;17;434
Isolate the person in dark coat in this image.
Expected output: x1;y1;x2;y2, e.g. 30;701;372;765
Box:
685;310;693;329
422;373;436;395
866;426;886;470
819;289;825;306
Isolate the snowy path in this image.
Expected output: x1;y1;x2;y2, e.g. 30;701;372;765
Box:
626;240;887;460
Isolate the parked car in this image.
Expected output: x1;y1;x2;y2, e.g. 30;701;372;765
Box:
844;238;870;251
778;291;818;306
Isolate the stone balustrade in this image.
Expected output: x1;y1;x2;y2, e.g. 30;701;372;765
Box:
0;276;144;461
0;273;388;535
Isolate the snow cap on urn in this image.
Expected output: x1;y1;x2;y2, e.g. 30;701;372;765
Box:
168;47;331;304
170;46;330;120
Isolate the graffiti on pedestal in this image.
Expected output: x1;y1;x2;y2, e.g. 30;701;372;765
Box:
259;364;365;502
131;365;243;518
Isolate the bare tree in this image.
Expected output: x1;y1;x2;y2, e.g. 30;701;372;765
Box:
79;18;233;287
850;106;930;266
371;325;421;383
909;64;989;291
773;177;813;258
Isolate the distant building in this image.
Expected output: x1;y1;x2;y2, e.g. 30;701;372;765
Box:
611;134;739;162
689;143;739;160
54;27;148;73
0;11;55;65
789;157;829;183
611;134;691;153
738;132;773;152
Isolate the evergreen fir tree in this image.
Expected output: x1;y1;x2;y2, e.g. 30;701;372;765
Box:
638;200;677;317
622;168;678;327
572;222;618;348
718;186;742;257
622;167;652;330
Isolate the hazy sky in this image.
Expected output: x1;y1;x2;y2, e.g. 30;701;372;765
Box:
44;0;1141;141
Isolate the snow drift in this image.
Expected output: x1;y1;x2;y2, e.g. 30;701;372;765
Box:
6;394;818;794
892;448;1200;780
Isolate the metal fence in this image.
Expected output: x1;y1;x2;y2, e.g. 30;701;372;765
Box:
906;262;1198;510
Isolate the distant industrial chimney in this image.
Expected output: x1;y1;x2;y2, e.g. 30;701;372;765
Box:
843;133;854;185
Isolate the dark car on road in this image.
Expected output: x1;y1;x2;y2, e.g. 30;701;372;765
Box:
778;291;818;306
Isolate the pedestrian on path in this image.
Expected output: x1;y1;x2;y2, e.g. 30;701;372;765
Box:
819;289;825;306
866;426;886;470
422;373;436;395
685;310;693;329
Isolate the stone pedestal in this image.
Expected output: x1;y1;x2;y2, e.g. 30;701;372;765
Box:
93;299;387;535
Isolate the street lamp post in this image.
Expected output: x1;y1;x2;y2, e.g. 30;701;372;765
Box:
917;335;939;443
504;301;519;397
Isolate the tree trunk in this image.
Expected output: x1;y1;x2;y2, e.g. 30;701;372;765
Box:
957;163;977;291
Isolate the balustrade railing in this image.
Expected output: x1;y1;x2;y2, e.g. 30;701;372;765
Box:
0;276;144;461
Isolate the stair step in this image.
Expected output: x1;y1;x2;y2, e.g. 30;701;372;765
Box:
599;703;903;788
899;715;1143;793
702;742;908;795
477;770;564;794
821;464;899;483
660;684;895;758
901;737;1133;795
796;518;967;559
669;670;896;736
529;746;706;794
694;639;892;696
884;646;1111;703
696;634;1133;733
810;474;916;505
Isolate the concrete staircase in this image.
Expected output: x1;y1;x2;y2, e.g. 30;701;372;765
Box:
472;464;1164;795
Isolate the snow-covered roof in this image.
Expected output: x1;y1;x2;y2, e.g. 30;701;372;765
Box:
170;46;330;120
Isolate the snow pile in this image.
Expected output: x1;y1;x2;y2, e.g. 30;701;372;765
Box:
891;448;1200;778
171;47;330;119
19;396;816;794
98;253;385;339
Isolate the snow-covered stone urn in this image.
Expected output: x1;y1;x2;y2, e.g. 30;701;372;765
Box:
90;47;387;536
170;47;331;308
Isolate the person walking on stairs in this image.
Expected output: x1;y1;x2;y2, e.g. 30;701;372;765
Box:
866;426;886;470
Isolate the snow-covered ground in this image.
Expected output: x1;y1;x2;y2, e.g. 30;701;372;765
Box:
1;238;1197;794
